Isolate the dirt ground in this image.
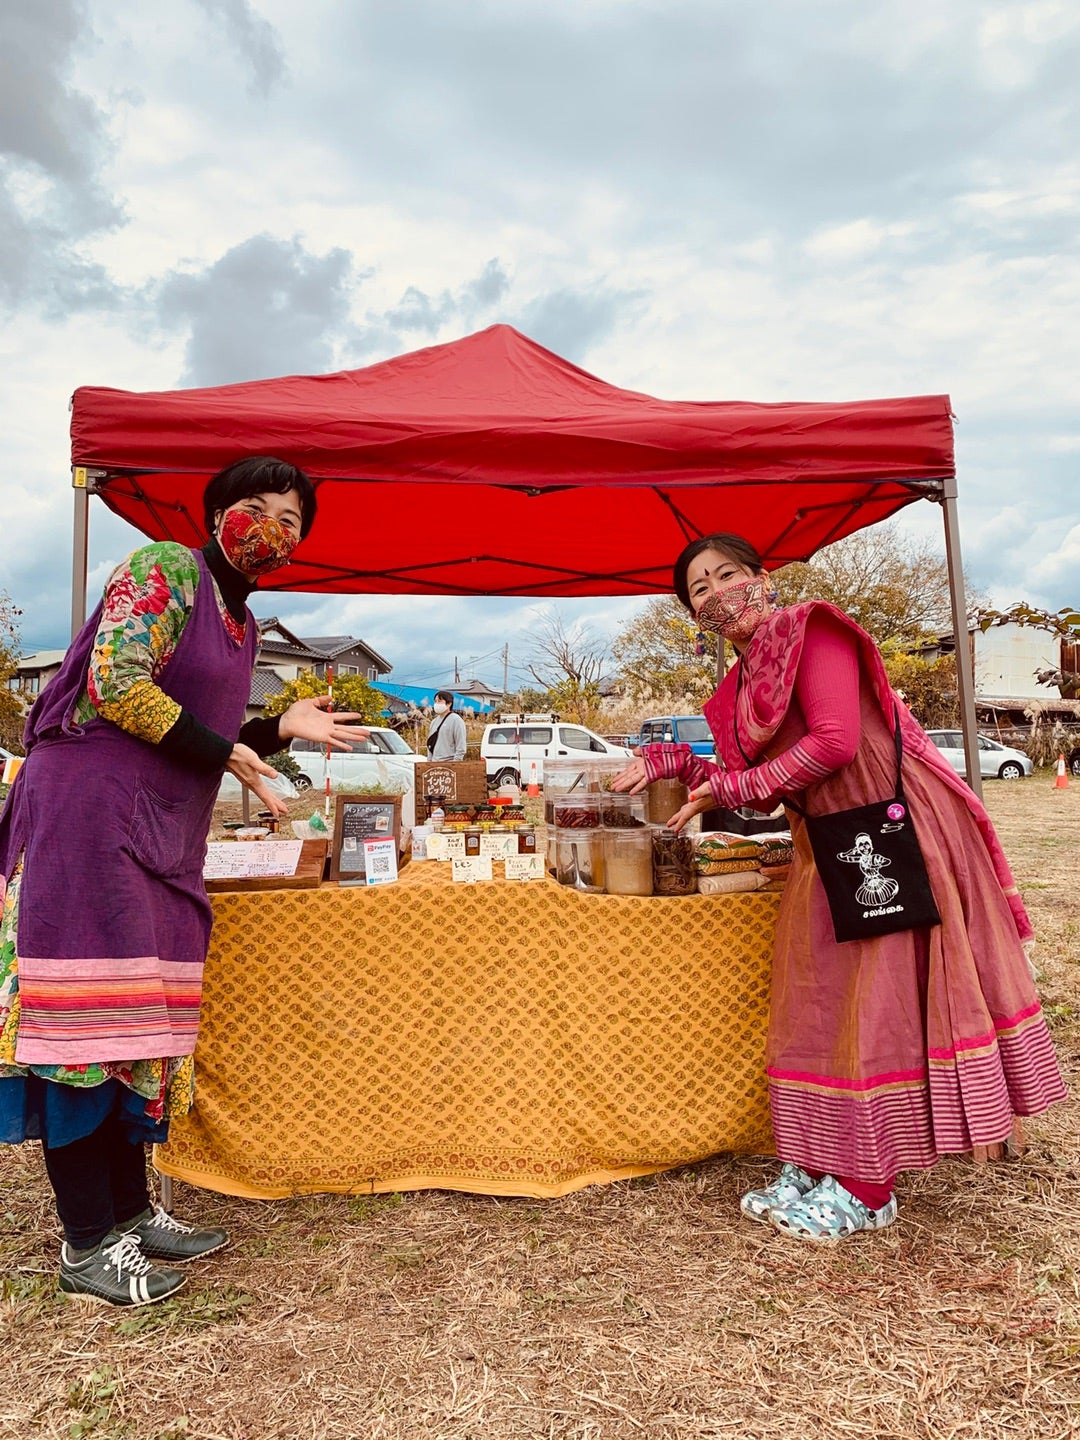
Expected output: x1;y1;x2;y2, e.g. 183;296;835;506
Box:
2;776;1078;1440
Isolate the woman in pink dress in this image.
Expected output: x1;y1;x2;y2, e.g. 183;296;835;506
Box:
614;533;1065;1241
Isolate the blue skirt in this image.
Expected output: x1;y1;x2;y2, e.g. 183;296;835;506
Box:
0;1074;171;1149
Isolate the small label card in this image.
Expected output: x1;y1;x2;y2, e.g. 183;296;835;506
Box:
362;837;399;886
438;832;468;860
480;832;518;860
504;853;546;881
452;855;493;883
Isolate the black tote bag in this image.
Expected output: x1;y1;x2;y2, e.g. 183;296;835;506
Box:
784;709;941;943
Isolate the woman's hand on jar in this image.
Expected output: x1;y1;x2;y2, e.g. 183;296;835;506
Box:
277;695;369;751
665;780;716;833
226;743;291;816
610;755;649;794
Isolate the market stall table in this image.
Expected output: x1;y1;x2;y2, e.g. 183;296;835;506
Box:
155;864;779;1199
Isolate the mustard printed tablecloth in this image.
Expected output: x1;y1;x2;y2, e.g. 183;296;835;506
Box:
156;866;778;1199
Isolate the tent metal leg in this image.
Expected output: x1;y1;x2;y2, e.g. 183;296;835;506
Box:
940;479;983;800
157;1168;174;1212
71;482;90;640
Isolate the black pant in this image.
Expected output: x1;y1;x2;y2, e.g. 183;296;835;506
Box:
42;1111;151;1250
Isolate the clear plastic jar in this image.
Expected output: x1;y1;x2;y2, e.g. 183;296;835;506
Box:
602;829;653;895
555;832;605;892
598;792;648;829
647;778;689;826
552;794;602;830
651;826;697;895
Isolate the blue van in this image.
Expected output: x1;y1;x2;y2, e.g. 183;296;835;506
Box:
636;715;715;757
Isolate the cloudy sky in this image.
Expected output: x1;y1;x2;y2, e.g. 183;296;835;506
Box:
2;0;1077;695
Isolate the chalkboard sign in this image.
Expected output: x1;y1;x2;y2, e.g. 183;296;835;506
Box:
330;794;403;885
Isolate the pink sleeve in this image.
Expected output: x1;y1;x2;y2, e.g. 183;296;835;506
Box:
709;613;862;808
641;742;718;790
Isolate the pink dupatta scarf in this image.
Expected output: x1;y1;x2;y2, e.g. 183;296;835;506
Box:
704;602;1033;944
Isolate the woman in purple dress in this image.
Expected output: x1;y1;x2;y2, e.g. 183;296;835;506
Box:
0;457;365;1307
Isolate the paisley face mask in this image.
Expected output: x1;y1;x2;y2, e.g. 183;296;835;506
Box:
694;574;771;644
217;507;298;576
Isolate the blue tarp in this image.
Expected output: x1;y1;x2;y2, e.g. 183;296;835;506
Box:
370;682;496;714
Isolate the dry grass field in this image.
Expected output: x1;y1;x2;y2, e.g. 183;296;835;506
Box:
2;777;1078;1440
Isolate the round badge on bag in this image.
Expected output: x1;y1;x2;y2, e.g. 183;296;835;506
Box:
886;803;906;821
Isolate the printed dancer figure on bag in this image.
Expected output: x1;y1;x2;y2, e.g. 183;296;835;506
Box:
838;833;900;907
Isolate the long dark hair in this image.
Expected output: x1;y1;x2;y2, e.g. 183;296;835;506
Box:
203;456;317;539
672;533;765;611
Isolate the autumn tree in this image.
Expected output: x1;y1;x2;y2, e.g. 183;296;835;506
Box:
0;590;24;754
611;595;719;707
774;525;979;646
263;668;386;725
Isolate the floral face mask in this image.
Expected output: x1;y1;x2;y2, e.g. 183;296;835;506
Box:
694;574;772;644
217;507;298;576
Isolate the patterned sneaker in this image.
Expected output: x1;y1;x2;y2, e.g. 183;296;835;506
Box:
740;1163;816;1222
768;1174;898;1242
59;1232;186;1308
117;1207;229;1263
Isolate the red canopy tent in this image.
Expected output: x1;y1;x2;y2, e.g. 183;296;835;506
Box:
67;323;981;787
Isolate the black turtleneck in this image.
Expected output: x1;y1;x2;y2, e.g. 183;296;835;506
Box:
156;540;283;772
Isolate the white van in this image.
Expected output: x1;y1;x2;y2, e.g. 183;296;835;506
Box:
480;721;631;787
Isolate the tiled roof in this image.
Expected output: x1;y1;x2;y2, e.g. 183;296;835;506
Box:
303;635;392;671
249;670;286;706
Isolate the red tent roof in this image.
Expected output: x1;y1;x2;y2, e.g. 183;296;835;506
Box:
70;324;954;597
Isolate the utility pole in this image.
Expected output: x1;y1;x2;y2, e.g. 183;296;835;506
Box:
502;642;509;697
454;655;460;683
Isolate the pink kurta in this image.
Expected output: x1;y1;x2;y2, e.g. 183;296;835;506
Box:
647;602;1065;1183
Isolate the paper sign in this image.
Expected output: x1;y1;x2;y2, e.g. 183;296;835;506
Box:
204;839;304;882
504;853;546;881
480;832;518;860
452;855;493;883
439;832;467;859
362;836;399;886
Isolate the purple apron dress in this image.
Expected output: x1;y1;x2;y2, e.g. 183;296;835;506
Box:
0;549;255;1079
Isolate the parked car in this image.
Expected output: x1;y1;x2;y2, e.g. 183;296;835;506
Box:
636;715;716;757
218;726;426;827
480;721;631;787
925;730;1032;780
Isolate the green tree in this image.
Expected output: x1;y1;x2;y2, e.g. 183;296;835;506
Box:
611;594;719;707
263;668;386;724
882;651;958;728
774;525;979;646
0;590;24;754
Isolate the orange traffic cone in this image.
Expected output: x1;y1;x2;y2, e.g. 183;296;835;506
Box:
1054;754;1069;789
527;762;540;797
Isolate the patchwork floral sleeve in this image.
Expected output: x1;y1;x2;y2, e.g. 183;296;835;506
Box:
75;543;201;743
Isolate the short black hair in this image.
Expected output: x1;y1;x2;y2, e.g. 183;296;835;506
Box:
203;457;317;539
434;690;455;707
673;533;765;611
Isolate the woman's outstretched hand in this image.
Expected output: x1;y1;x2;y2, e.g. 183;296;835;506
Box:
226;743;291;817
278;694;370;751
665;780;716;834
610;749;649;794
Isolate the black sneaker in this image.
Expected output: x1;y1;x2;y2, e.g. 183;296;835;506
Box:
59;1232;186;1308
118;1207;229;1263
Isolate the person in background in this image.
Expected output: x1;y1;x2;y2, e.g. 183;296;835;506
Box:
426;690;467;761
0;457;366;1307
613;531;1065;1242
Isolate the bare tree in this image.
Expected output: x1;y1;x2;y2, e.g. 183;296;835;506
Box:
525;608;608;691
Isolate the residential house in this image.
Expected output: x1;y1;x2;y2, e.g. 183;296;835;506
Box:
6;650;67;703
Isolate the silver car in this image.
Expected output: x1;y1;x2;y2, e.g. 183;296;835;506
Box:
925;730;1032;780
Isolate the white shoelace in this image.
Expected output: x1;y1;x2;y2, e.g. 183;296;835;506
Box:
101;1232;154;1278
146;1208;196;1235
